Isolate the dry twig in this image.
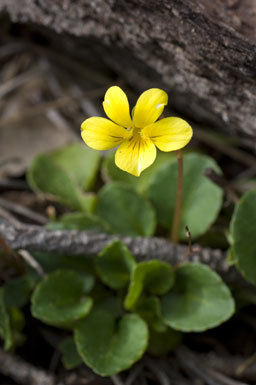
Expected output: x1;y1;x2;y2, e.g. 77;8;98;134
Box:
0;348;65;385
0;219;245;285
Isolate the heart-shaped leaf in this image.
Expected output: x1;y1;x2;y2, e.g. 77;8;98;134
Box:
59;337;83;370
31;269;93;326
146;153;223;239
30;253;95;278
27;143;100;211
75;302;148;376
148;327;182;356
125;261;174;310
96;241;136;289
95;182;156;236
231;190;256;284
162;263;234;332
102;151;172;193
51;143;100;191
4;275;35;309
47;212;110;232
134;296;166;332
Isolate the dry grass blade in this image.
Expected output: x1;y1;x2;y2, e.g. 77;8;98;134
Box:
0;197;48;225
111;375;125;385
0;67;42;99
18;249;46;278
176;347;249;385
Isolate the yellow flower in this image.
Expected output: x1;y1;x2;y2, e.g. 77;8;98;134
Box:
81;86;192;176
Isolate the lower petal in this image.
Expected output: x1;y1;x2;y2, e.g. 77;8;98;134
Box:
115;135;156;177
143;117;193;152
81;117;131;150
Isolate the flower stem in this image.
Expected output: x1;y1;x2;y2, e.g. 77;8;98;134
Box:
171;150;183;243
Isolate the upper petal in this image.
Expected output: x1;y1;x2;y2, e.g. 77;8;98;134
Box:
133;88;168;128
115;134;156;177
81;117;131;150
143;117;193;152
103;86;133;128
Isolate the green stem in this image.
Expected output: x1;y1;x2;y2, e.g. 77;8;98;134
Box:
171;150;183;243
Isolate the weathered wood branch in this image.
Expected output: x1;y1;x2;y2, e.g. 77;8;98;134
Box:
0;348;64;385
0;219;242;284
1;0;256;148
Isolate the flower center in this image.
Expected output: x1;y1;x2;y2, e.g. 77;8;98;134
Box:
131;126;149;142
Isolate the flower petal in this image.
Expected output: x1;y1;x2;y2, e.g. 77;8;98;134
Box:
133;88;168;128
143;117;192;152
81;117;131;150
103;86;133;128
115;135;156;177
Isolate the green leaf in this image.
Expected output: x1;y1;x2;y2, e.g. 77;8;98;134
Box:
0;289;12;350
75;303;148;376
4;275;35;309
134;296;167;332
59;337;83;370
125;261;174;310
47;212;110;232
76;194;96;213
226;247;238;266
51;143;100;191
232;286;256;310
9;307;25;332
146;153;223;239
162;263;235;332
231;190;256;284
102;151;172;193
27;143;100;211
148;327;182;356
95;183;156;236
96;241;136;289
9;308;26;348
92;297;122;317
31;269;93;326
30;253;95;277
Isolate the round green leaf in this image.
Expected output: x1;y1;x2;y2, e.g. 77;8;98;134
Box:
162;263;235;332
31;269;93;326
4;275;35;309
75;306;148;376
27;154;93;212
102;151;172;193
148;327;182;356
146;153;223;239
125;261;174;310
96;240;136;289
47;212;110;233
134;296;167;332
95;183;156;236
27;143;100;212
30;253;95;277
59;337;83;370
232;190;256;284
51;143;100;191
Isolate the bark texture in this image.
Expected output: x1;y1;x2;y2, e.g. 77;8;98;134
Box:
0;219;242;284
1;0;256;148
